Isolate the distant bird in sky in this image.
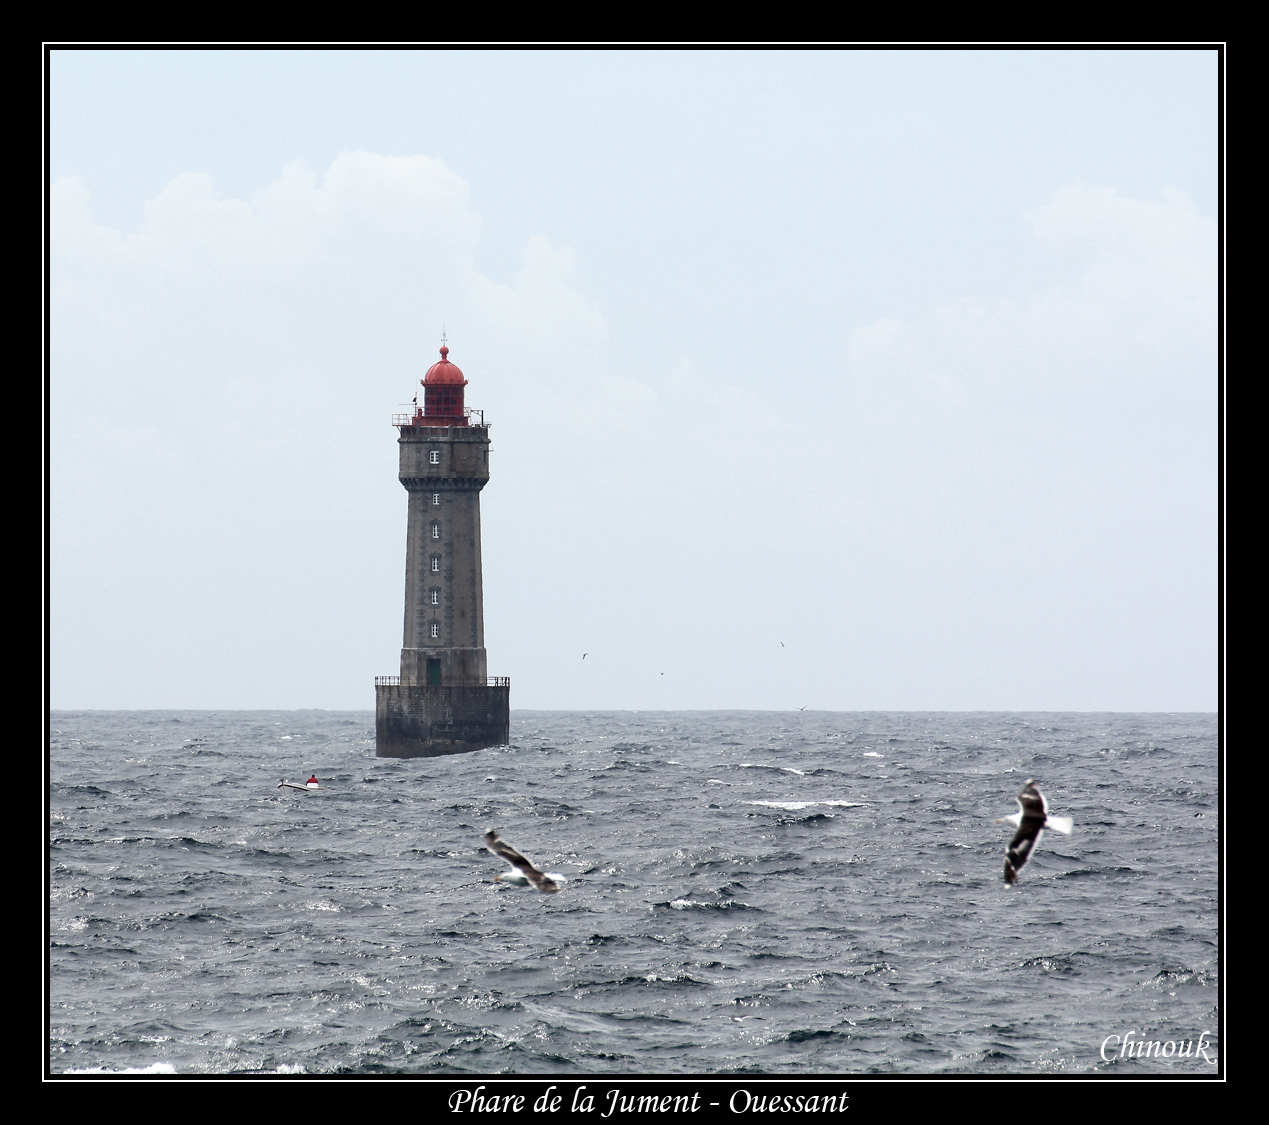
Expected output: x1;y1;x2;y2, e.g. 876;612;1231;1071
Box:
996;780;1072;884
582;653;588;659
798;706;807;711
485;830;565;893
780;642;785;647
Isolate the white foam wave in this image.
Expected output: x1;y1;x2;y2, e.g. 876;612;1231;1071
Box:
65;1063;178;1074
744;800;867;810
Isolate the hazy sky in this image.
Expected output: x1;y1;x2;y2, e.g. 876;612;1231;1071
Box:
49;48;1219;711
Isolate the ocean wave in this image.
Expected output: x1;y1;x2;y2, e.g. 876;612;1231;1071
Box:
48;708;1218;1076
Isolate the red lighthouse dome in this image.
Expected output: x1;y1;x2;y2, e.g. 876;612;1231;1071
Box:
423;345;468;387
420;345;468;424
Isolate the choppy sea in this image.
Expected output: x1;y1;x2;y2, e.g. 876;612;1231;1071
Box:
49;710;1219;1077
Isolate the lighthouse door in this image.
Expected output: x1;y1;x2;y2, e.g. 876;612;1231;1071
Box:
426;658;442;686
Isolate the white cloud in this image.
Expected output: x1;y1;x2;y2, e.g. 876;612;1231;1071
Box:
1028;183;1210;259
50;153;613;708
850;184;1216;419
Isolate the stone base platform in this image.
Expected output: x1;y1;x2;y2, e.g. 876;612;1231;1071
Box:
375;682;510;758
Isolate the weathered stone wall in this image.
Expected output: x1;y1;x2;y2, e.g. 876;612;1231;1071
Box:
375;683;510;758
378;415;507;758
397;424;491;686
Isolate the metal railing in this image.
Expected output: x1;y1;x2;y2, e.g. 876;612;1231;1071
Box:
375;675;510;687
391;408;487;427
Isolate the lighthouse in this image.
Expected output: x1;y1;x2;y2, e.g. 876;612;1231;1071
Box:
375;344;510;758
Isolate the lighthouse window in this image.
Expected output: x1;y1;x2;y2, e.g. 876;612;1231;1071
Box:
431;522;441;539
429;450;440;464
430;622;440;639
430;556;441;573
430;588;440;605
432;493;441;506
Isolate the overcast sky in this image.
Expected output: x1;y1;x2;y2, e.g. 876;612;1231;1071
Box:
49;48;1219;712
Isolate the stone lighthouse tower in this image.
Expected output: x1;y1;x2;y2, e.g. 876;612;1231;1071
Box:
375;344;510;758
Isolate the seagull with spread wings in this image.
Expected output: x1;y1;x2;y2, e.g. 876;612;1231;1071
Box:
996;779;1072;884
485;830;566;893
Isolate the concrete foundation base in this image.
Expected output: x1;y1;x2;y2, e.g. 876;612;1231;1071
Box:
375;682;510;758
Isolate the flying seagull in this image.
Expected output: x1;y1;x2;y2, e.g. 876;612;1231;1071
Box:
485;830;565;893
996;779;1072;884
